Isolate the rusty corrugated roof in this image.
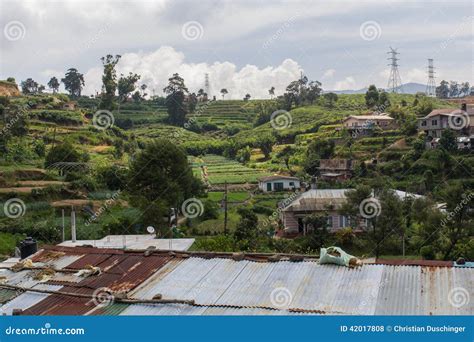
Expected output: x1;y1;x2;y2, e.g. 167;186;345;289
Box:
1;246;472;316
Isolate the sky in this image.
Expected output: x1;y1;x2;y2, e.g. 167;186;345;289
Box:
0;0;473;99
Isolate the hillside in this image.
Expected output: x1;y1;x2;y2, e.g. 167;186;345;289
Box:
0;90;471;259
0;81;21;97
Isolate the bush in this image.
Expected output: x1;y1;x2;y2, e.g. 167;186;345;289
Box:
44;142;82;168
420;245;435;260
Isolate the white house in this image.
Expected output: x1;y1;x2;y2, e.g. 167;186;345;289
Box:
258;175;300;192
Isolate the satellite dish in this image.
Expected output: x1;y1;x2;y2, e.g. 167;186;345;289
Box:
147;226;155;234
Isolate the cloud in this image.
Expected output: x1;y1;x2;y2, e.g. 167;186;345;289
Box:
334;76;356;90
322;69;336;79
83;46;303;99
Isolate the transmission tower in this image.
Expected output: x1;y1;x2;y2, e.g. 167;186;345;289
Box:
204;73;210;96
426;58;436;97
387;47;403;93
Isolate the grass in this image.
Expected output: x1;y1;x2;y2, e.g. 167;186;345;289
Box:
193;154;273;185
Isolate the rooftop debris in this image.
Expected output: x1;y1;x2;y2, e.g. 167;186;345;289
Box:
0;245;471;316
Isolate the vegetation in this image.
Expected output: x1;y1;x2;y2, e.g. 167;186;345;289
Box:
0;72;471;261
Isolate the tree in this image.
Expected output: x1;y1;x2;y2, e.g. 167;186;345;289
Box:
436;80;449;98
437;182;473;260
61;68;85;98
243;93;251;101
44;142;81;168
188;93;198;113
117;72;141;102
234;207;258;246
340;185;405;258
377;91;391;110
256;134;275;159
323;92;338;108
305;80;322;104
20;78;39;94
304;139;335;175
460;82;470;97
449;81;459;98
140;84;148;98
99;54;121;109
438;129;457;152
303;214;329;250
127;139;203;230
163;73;188;126
220;88;228;100
277;145;295;171
47;77;60;93
268;86;275;99
365;85;379;108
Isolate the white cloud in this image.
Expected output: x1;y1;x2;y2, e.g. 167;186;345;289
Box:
322;69;336;79
334;76;356;90
83;46;303;99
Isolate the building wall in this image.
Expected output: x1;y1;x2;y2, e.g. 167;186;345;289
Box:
344;117;396;130
418;114;450;138
259;179;300;192
282;210;353;234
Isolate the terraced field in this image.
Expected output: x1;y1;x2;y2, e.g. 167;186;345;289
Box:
188;100;261;129
191;154;273;185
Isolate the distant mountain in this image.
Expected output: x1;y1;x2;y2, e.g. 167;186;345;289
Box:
330;82;427;95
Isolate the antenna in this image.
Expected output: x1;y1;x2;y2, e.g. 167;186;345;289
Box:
387;47;403;93
426;58;436;97
204;73;210;96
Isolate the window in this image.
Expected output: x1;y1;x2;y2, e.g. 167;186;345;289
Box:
274;182;284;191
421;120;427;126
266;183;272;191
289;182;294;186
327;216;333;227
432;119;438;126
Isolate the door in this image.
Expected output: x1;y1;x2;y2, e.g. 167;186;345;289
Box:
266;183;272;191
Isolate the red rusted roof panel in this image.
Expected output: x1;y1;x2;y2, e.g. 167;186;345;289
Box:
22;248;173;315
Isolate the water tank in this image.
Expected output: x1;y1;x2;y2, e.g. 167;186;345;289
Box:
19;237;37;259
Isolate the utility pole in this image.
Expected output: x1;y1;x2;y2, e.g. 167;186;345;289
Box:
426;58;436;97
61;209;65;242
387;47;403;93
223;181;228;235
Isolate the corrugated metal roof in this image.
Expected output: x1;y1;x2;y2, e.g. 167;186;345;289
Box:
2;246;472;316
58;236;195;251
0;284;62;315
0;289;18;304
130;257;473;315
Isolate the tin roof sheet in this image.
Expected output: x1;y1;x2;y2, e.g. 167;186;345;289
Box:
2;246;472;316
0;284;62;315
131;257;473;315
